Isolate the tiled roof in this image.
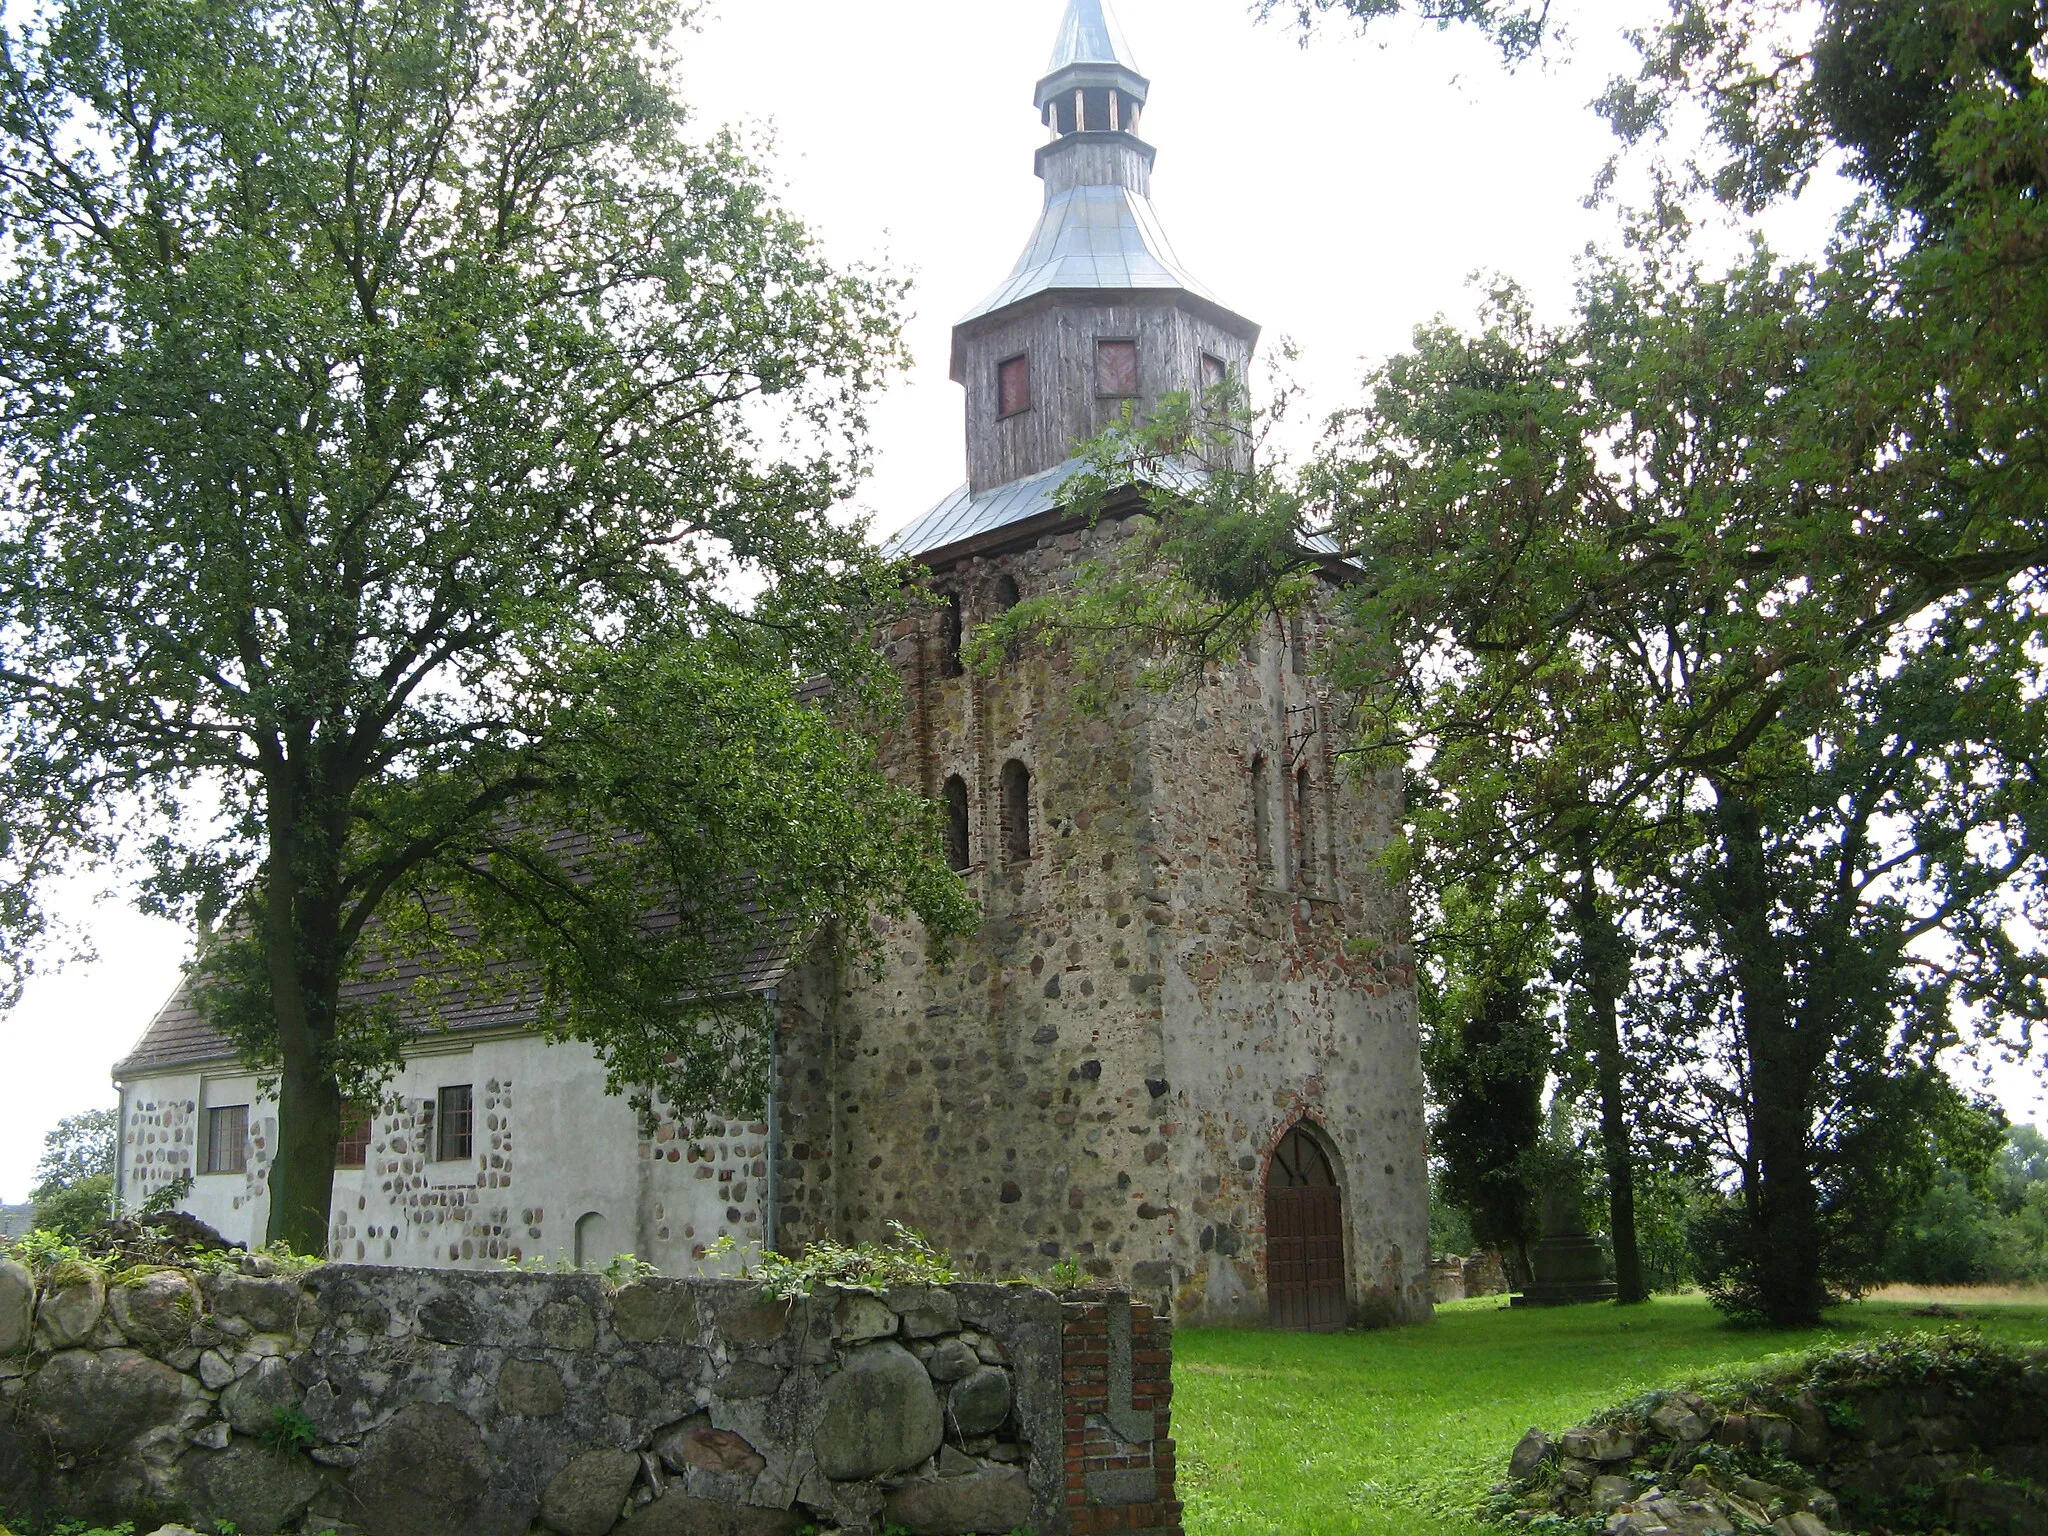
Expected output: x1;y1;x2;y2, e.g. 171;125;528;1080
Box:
112;839;801;1082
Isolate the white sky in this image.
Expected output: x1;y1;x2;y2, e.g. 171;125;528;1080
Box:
2;0;2040;1201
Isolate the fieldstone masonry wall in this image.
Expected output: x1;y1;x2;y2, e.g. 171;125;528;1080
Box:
0;1258;1180;1536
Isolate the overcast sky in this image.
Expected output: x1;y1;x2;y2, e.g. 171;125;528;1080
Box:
3;0;2041;1202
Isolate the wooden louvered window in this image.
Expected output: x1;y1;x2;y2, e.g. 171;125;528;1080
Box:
998;355;1032;418
1096;339;1139;398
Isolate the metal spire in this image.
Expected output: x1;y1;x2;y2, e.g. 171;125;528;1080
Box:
1045;0;1141;78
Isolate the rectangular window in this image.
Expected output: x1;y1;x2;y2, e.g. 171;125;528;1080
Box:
204;1104;248;1175
1096;339;1139;398
1201;352;1228;393
998;354;1031;418
335;1103;371;1169
436;1085;474;1162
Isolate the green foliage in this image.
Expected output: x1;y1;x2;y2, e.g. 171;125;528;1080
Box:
0;0;974;1252
748;1221;956;1301
1888;1169;1999;1285
27;1108;118;1237
3;1228;90;1271
1253;0;1554;63
1036;1257;1087;1291
261;1406;319;1456
600;1253;660;1286
137;1173;196;1219
29;1176;111;1240
31;1110;116;1194
1423;886;1552;1274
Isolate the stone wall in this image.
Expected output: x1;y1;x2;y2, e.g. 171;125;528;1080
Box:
0;1257;1181;1536
1498;1339;2048;1536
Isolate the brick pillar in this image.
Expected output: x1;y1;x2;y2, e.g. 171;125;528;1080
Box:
1061;1291;1183;1535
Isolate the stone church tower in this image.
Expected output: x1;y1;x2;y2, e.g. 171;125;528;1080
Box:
773;0;1433;1329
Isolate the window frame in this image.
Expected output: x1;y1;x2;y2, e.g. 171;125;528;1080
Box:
435;1084;475;1163
204;1104;249;1176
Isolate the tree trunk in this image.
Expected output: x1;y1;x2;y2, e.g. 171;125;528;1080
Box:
1713;790;1825;1327
260;767;349;1256
1572;850;1646;1305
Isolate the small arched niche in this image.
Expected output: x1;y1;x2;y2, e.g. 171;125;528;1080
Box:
1250;753;1274;876
1265;1125;1347;1331
1000;758;1032;864
574;1211;615;1271
944;775;972;873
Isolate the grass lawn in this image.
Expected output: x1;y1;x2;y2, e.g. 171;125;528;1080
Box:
1171;1294;2048;1536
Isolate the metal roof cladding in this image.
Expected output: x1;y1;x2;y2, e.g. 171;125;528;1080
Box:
1045;0;1142;78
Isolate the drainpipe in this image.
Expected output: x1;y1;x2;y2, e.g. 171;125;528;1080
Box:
113;1079;128;1217
764;987;780;1258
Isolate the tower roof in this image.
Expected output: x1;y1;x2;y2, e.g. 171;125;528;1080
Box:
1046;0;1140;78
954;183;1233;330
1036;0;1149;110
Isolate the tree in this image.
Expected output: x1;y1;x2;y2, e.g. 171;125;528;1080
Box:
29;1106;117;1236
0;0;974;1254
1421;886;1551;1285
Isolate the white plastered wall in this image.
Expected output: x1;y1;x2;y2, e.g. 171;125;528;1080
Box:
118;1032;770;1277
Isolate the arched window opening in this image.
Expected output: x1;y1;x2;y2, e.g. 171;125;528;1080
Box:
1295;765;1315;886
993;573;1021;612
944;775;971;873
1250;753;1273;875
939;594;964;678
1000;759;1033;864
1266;1126;1346;1331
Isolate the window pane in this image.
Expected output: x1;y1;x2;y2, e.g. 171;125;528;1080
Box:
1202;353;1227;392
998;355;1031;417
1096;339;1138;398
437;1085;474;1162
207;1105;248;1175
336;1102;371;1169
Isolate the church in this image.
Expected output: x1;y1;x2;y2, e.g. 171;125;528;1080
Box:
110;0;1433;1330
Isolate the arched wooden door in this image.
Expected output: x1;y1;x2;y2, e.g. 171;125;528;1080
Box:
1266;1127;1348;1331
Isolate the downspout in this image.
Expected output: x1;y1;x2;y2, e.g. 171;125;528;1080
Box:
764;986;780;1258
113;1078;128;1217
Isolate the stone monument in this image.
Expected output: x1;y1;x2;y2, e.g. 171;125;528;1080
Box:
1511;1187;1618;1306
